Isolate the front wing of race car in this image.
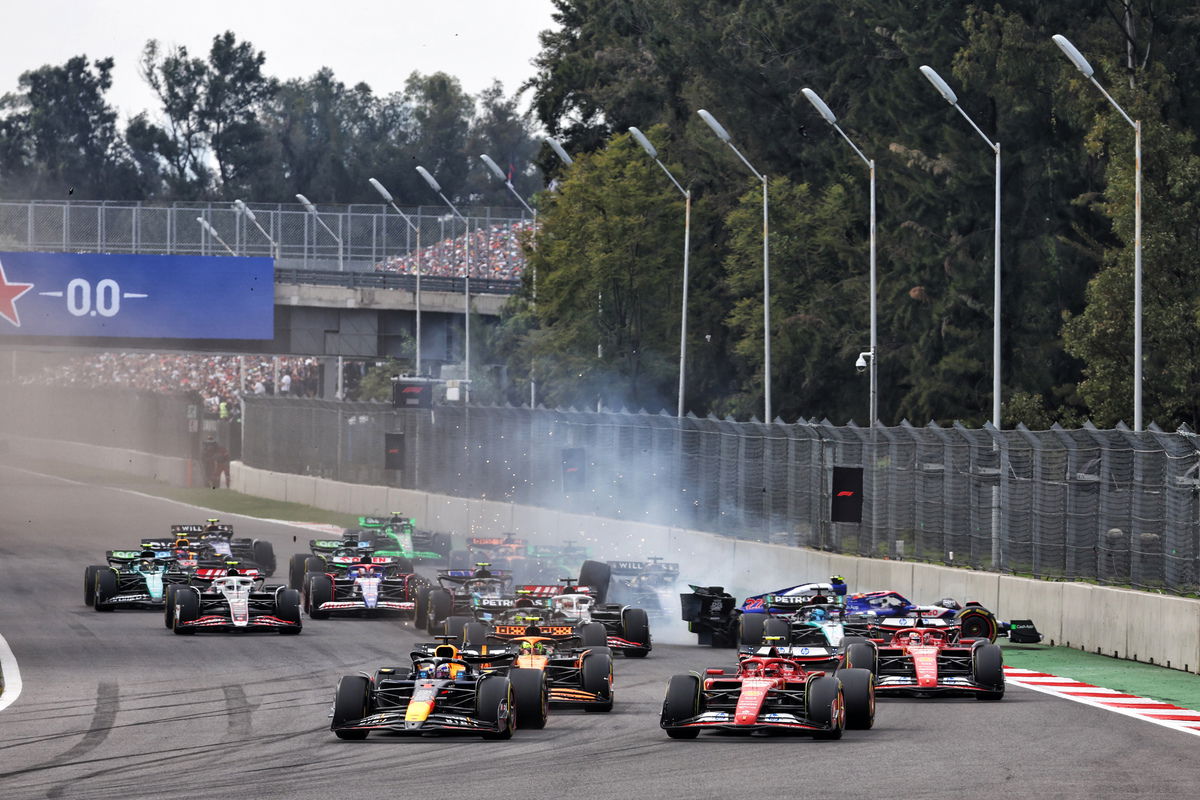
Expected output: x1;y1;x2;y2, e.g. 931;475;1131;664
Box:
175;613;301;632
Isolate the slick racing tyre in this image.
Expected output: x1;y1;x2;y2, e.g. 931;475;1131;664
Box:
843;642;878;674
84;565;103;606
277;588;303;633
836;668;876;729
331;675;371;740
737;613;768;647
581;651;614;712
172;588;200;634
252;540;276;576
806;675;845;740
477;676;516;740
957;606;999;642
427;589;454;629
661;674;701;739
287;553;310;590
431;533;452;559
508;667;549;729
578;560;612;603
577;622;607;646
414;587;431;631
163;584;181;628
306;573;333;620
620;607;651;657
972;643;1005;701
462;621;489;649
762;616;790;647
93;569;118;612
443;615;473;645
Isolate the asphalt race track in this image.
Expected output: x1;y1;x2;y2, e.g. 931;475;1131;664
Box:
0;463;1194;800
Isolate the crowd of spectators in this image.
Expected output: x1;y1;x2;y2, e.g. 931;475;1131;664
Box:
19;352;323;413
375;220;533;280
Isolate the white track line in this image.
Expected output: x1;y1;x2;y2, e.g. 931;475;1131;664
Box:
1005;667;1200;738
0;631;23;712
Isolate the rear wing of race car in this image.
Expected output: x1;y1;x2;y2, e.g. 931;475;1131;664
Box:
608;560;681;577
358;515;414;529
438;569;514;579
172;523;234;537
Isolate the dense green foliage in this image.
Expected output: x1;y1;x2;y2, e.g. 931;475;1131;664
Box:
3;3;1200;428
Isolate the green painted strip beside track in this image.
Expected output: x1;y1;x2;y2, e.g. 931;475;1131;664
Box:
1001;641;1200;711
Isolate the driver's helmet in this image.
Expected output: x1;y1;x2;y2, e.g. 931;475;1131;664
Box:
807;606;829;621
907;631;923;645
433;664;452;679
138;559;155;571
173;538;191;549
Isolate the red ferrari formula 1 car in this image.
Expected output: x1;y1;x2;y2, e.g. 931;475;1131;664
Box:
659;646;875;739
843;618;1005;700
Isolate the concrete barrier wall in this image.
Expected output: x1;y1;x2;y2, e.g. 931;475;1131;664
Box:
229;461;1200;674
15;436;1198;675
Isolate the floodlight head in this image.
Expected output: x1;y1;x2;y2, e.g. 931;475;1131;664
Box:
545;137;574;165
628;126;657;159
480;153;507;181
415;165;442;193
368;178;394;203
801;88;838;125
295;193;317;214
1052;34;1094;78
233;199;256;223
697;109;732;142
919;65;958;105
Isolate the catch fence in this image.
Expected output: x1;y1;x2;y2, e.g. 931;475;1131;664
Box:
0;199;531;278
240;398;1200;595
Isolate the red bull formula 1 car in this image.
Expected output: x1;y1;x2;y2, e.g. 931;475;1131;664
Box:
329;641;548;740
659;645;875;739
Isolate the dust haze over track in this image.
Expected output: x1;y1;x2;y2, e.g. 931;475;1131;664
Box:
0;461;1194;800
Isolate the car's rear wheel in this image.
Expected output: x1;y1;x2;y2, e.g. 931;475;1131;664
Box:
737;613;768;647
413;587;430;630
508;667;549;729
661;674;701;738
442;615;473;645
762;616;791;646
277;588;302;633
577;622;607;646
427;589;454;629
287;553;310;590
973;642;1005;701
331;675;371;739
578;560;612;603
807;676;845;740
582;651;614;712
93;569;117;612
476;676;515;740
620;607;651;657
836;668;875;729
306;574;333;620
252;540;276;576
462;621;489;649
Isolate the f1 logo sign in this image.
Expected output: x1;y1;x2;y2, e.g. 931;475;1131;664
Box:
831;467;864;523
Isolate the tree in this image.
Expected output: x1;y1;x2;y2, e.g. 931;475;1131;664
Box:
520;131;689;411
0;56;144;199
466;81;542;205
134;32;275;198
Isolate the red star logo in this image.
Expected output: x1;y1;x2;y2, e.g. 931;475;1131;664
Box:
0;258;34;327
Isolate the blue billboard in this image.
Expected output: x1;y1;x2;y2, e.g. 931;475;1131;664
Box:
0;251;274;339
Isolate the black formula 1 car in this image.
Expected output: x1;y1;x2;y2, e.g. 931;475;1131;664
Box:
169;572;302;634
301;554;430;619
329;641;548;739
418;566;518;632
153;521;277;576
604;558;680;616
841;617;1005;699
